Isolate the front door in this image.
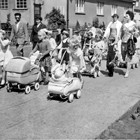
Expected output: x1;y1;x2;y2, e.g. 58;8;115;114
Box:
34;4;41;23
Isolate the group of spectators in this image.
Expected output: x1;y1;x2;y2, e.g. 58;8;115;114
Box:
0;10;140;86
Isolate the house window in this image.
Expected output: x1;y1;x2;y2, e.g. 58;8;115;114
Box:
97;2;104;16
136;0;139;7
56;6;66;16
15;0;27;9
0;0;8;9
111;5;117;16
75;0;85;14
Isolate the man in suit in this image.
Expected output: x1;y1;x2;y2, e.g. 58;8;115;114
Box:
30;16;46;50
10;13;29;56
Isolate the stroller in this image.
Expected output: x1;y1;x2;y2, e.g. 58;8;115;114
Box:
48;50;84;103
5;56;41;94
82;46;102;78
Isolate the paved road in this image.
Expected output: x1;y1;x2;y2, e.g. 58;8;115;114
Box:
0;46;140;139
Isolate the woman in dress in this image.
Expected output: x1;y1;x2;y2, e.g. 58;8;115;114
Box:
121;10;137;78
104;14;122;76
0;29;13;86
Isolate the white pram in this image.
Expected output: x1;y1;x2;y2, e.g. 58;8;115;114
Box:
48;64;84;103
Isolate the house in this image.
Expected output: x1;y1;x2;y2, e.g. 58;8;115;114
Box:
68;0;136;28
0;0;136;29
134;0;140;25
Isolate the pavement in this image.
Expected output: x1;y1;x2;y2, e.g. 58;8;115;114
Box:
0;46;140;139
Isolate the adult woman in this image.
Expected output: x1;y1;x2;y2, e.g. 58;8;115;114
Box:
121;10;137;78
104;14;122;76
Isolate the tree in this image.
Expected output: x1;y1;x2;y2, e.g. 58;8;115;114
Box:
45;7;66;30
92;17;99;28
75;20;81;30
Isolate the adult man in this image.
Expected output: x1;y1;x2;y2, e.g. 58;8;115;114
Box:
30;16;46;50
10;13;29;56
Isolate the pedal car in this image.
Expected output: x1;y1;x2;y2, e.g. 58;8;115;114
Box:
48;64;84;103
5;56;41;94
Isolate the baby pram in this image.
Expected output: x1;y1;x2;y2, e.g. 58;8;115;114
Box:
48;50;84;103
82;47;102;78
5;56;41;94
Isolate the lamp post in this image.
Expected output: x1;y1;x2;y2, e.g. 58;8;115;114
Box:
67;0;69;29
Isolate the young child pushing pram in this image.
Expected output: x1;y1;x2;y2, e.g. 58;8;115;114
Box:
83;29;105;77
29;29;52;85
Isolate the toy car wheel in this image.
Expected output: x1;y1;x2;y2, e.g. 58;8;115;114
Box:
34;82;40;91
93;72;97;78
7;83;12;92
48;92;53;98
25;86;31;94
68;93;74;103
97;71;101;77
135;63;139;68
60;94;67;99
75;90;81;99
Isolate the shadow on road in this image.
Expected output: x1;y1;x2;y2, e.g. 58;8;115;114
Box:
114;68;125;76
47;95;67;103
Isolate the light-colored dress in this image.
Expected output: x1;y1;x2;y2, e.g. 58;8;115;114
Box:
70;48;86;73
0;39;13;67
121;21;136;61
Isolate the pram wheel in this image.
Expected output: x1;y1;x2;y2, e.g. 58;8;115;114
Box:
34;82;40;91
135;63;139;68
68;93;74;103
25;85;31;94
60;94;67;99
48;92;54;99
97;71;101;77
75;90;81;99
7;82;12;92
93;72;97;78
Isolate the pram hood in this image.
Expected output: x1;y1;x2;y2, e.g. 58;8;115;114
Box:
5;57;31;73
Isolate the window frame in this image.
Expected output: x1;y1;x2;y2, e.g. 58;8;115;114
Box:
97;2;104;16
111;5;118;16
15;0;27;9
0;0;8;9
75;0;85;14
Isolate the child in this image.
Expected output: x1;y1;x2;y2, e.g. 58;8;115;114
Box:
58;30;70;72
29;29;52;85
69;37;86;80
0;29;13;86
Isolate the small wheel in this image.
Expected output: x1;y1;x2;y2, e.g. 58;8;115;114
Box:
131;64;135;69
135;63;139;68
7;83;12;92
68;93;74;103
75;90;81;99
60;94;67;99
93;72;97;78
97;71;101;77
34;82;40;91
25;86;31;94
48;92;53;98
